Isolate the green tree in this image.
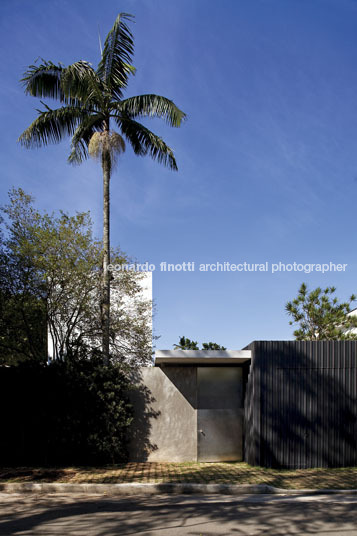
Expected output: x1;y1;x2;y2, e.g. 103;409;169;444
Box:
286;283;357;340
0;192;47;364
0;188;152;365
202;342;227;350
174;336;199;350
18;13;186;363
174;336;226;350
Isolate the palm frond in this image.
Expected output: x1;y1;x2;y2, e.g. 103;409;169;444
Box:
97;13;135;98
67;139;89;166
18;105;90;148
21;59;64;100
61;61;105;107
114;116;178;170
114;95;187;127
68;113;105;165
19;14;185;174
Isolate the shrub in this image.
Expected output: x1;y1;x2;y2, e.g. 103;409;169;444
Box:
0;359;133;466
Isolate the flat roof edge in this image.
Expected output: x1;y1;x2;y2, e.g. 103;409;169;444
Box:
155;350;251;358
154;350;251;365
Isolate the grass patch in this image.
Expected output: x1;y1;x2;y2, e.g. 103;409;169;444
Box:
0;463;356;489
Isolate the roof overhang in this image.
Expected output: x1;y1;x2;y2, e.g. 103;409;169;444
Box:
155;350;251;366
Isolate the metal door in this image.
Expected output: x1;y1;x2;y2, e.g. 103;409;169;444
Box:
197;367;243;462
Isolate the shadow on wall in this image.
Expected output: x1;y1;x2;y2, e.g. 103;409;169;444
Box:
160;365;197;408
127;370;160;461
245;341;357;468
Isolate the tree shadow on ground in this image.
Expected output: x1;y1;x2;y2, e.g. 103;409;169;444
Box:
0;468;75;483
0;494;356;535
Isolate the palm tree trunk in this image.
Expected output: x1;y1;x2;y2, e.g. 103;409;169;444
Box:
102;147;111;365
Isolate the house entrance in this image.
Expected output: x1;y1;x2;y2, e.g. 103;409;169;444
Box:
197;367;243;462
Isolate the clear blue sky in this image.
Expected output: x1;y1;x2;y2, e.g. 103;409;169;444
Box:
1;0;357;349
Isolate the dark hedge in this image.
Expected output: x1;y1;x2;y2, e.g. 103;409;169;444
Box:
0;360;133;466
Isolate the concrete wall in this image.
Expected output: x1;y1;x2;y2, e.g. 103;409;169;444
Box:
128;367;197;462
128;365;244;462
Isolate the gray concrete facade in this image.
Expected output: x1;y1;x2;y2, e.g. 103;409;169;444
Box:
128;360;246;462
128;366;197;462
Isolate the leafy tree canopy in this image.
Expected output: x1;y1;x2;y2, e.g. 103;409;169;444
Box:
202;342;227;350
174;336;226;350
0;188;152;365
286;283;357;340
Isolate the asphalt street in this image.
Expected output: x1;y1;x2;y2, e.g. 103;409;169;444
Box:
0;492;355;535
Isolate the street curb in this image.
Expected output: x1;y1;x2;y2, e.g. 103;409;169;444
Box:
0;482;356;495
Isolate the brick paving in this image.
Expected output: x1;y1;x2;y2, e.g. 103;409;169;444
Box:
0;463;356;489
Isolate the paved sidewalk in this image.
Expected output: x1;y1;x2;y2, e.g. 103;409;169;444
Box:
0;463;356;490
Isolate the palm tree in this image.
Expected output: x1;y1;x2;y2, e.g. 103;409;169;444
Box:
18;13;186;363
